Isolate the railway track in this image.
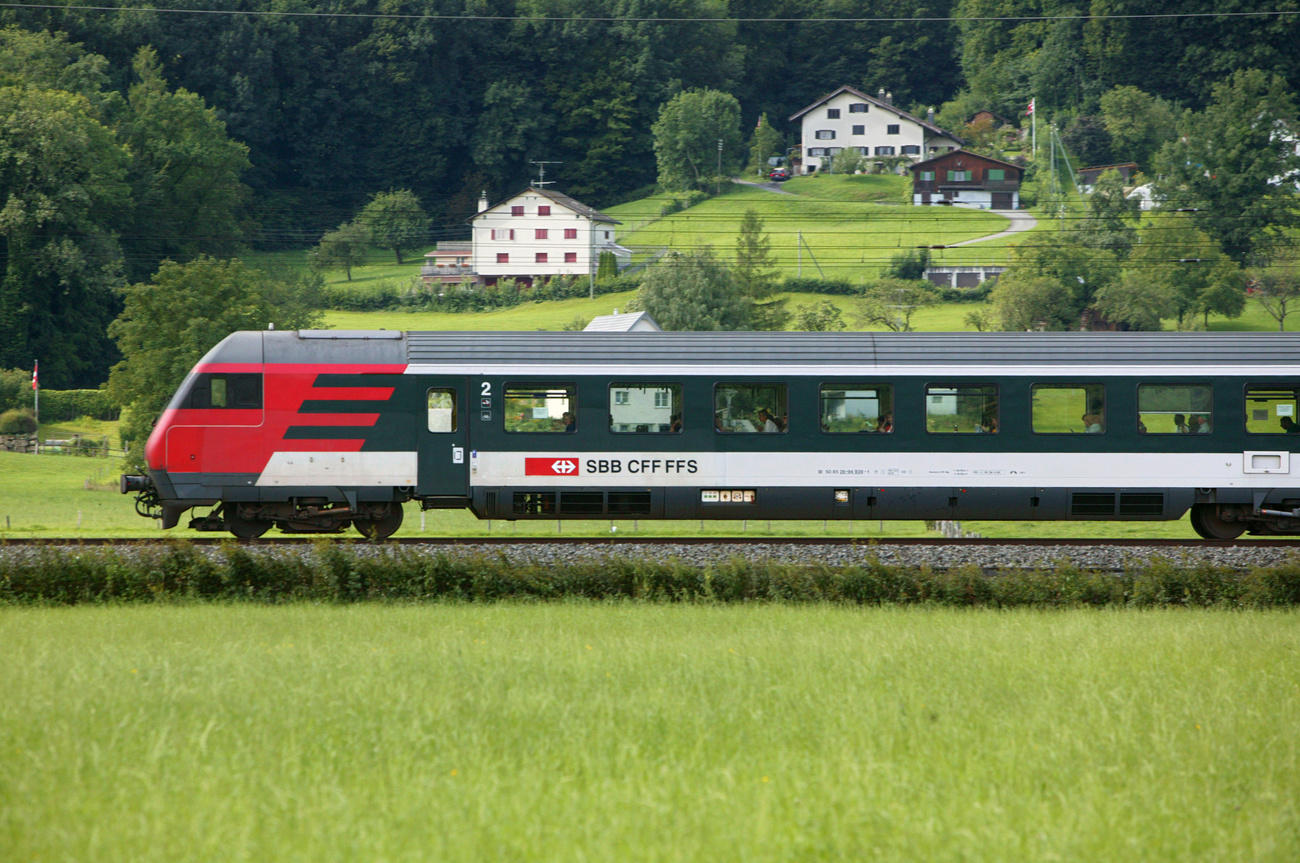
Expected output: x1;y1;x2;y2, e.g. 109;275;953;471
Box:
2;536;1299;548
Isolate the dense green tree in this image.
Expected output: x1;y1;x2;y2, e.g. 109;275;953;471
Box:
1098;85;1177;169
1090;271;1173;331
859;278;940;332
733;209;786;329
107;257;322;468
116;47;251;281
1117;213;1244;329
652;89;743;192
309;221;370;281
794;300;846;332
1154;69;1299;264
1071;169;1139;257
1251;253;1300;332
635;249;752;330
991;273;1076;331
356;190;431;265
747;112;783;177
0;85;128;388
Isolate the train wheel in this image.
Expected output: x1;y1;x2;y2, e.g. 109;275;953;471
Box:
354;503;404;539
1190;504;1245;540
224;506;270;539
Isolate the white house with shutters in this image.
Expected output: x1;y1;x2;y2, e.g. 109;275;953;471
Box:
789;85;962;175
471;187;630;284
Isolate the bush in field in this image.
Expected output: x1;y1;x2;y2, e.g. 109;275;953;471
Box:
0;368;34;413
0;408;37;434
3;543;1300;607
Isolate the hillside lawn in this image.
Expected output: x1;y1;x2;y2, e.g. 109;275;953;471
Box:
3;604;1296;862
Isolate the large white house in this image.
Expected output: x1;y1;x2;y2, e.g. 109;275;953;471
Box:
471;187;630;284
789;85;962;175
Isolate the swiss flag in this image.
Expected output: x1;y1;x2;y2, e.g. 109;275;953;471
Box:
525;457;581;476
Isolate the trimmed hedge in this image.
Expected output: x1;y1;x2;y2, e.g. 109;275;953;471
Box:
325;273;641;313
38;389;120;422
2;542;1299;607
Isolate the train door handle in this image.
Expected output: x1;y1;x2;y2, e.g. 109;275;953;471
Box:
452;446;464;465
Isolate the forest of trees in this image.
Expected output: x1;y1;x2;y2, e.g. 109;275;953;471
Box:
2;1;1299;388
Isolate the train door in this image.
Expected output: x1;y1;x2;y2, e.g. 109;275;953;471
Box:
417;379;469;497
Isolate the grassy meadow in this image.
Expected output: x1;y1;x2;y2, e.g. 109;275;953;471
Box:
2;604;1296;862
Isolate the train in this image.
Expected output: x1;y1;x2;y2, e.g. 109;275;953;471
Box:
120;329;1300;540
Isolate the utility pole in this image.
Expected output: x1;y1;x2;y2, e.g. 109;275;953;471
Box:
716;138;723;196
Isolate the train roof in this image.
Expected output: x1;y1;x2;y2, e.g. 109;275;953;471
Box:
206;330;1300;374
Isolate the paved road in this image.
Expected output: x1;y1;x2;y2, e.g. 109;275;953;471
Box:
936;209;1037;246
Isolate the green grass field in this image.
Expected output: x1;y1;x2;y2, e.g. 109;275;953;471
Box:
2;604;1296;862
609;181;1010;283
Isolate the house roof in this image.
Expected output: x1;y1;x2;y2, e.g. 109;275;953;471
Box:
475;187;620;225
907;149;1023;173
788;85;961;142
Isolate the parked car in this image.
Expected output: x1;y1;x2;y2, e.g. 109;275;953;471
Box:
768;168;790;181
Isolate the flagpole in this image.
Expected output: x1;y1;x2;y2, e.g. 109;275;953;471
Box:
1030;98;1037;160
32;359;38;453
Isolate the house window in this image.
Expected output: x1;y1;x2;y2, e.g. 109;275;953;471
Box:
987;169;1005;181
887;124;900;135
851;125;865;135
856;147;870;155
901;145;921;155
491;228;514;241
535;229;548;240
535;252;548;263
920;171;935;181
604;231;610;239
827;108;840;119
815;130;836;140
849;103;869;113
874;146;895;156
807;148;824;157
564;228;578;239
510;205;524;216
827;147;842;155
564;252;577;263
496;253;509;263
1138;384;1213;434
538;205;551;216
947;169;972;181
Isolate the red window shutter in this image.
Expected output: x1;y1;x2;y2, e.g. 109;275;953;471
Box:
564;252;577;263
510;205;524;216
538;205;551;216
564;228;577;239
535;229;548;240
497;253;509;263
535;252;548;263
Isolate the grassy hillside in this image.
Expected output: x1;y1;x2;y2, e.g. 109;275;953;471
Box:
607;178;1011;283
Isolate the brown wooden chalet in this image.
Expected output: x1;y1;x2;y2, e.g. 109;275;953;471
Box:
909;150;1023;210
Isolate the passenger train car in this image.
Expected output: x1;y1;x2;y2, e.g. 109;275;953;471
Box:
121;329;1300;540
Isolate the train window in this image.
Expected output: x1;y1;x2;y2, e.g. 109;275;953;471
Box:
714;384;787;433
427;389;457;432
820;384;894;433
1245;386;1300;433
182;373;262;409
609;383;682;433
1138;384;1213;434
504;384;576;433
1031;384;1106;434
926;384;998;433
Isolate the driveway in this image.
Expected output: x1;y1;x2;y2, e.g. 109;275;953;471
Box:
946;209;1038;246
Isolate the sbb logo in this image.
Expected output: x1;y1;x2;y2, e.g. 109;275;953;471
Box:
525;457;581;476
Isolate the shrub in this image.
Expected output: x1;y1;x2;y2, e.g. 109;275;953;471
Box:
0;408;37;434
38;389;120;422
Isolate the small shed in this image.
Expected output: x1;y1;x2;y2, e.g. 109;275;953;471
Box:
584;311;662;332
